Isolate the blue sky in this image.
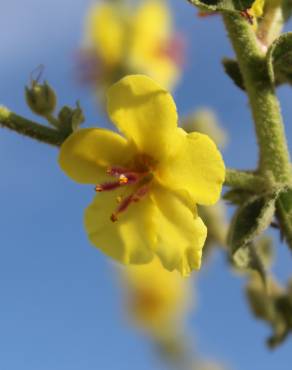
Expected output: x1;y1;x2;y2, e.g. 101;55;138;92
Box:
0;1;292;370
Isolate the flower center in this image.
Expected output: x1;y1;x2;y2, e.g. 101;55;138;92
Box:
95;162;154;222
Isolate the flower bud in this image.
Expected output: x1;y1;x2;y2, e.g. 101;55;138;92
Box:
25;81;57;117
58;102;85;133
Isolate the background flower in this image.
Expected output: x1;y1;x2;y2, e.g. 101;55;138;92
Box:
79;0;184;98
122;257;191;334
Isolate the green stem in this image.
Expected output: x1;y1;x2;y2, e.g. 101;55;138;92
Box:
223;13;292;184
225;168;266;191
0;106;67;147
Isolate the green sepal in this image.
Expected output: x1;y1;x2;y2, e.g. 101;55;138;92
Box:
222;58;245;90
276;187;292;251
187;0;254;12
228;193;278;277
58;101;85;135
267;32;292;85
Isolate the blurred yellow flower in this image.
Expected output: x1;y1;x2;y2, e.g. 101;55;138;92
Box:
124;258;191;334
250;0;265;18
59;75;225;276
81;0;183;90
240;0;265;28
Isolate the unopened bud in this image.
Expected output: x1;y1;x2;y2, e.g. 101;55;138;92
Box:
58;101;85;132
25;81;57;117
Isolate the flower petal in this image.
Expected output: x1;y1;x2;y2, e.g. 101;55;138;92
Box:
151;186;207;276
130;0;171;64
251;0;265;17
132;0;171;51
59;128;134;184
141;59;179;92
107;75;179;160
129;1;179;90
84;189;157;264
84;2;125;66
158;129;225;205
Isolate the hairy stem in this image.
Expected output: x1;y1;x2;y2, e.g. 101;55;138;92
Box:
0;106;67;147
224;168;266;190
223;13;292;184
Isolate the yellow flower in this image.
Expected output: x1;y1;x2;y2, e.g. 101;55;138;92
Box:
123;258;191;334
250;0;265;18
82;0;182;90
238;0;264;28
243;0;265;29
59;75;225;276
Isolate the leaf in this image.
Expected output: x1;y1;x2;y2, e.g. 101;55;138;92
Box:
228;193;278;277
267;33;292;85
255;236;274;269
223;43;292;90
276;187;292;250
234;235;274;271
267;294;292;349
228;194;277;252
222;58;245;90
233;243;266;282
246;273;291;349
187;0;255;12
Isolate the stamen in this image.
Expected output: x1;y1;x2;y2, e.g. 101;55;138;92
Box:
107;166;144;184
111;195;133;222
110;214;118;222
132;185;149;202
119;174;128;184
95;171;141;192
96;165;153;221
107;166;130;177
110;184;150;222
95;181;124;192
107;166;141;177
